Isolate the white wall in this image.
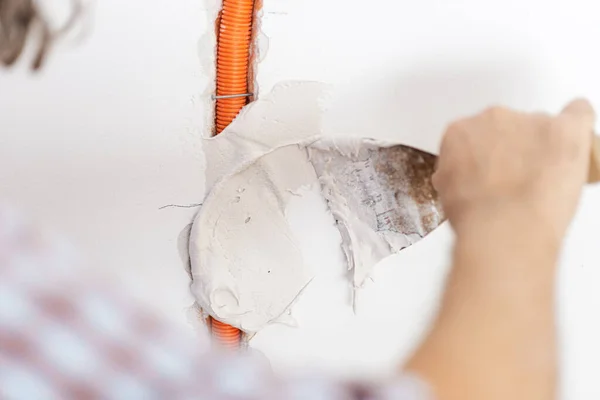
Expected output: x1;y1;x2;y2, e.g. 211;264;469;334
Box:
254;2;600;398
2;0;600;398
0;0;208;327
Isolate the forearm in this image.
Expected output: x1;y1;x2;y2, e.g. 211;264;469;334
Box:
406;207;560;400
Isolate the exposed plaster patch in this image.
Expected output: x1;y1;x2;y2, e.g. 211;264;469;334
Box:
189;82;443;332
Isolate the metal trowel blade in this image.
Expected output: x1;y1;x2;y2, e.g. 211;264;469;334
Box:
309;143;444;254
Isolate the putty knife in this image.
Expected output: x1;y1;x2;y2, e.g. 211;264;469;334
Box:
310;134;600;269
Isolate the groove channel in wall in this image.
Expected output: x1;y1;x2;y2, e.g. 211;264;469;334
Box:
209;0;262;348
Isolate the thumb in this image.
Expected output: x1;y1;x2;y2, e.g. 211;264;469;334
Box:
561;99;599;183
560;98;596;129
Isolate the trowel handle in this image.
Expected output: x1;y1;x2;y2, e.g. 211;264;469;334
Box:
590;135;600;183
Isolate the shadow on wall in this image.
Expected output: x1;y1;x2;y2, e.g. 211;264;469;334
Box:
323;55;545;154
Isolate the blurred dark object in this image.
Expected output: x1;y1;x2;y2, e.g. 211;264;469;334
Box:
0;0;80;70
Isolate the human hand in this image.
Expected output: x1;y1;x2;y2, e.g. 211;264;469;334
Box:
432;99;595;242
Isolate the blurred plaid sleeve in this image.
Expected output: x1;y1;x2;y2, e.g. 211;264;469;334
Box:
0;207;433;400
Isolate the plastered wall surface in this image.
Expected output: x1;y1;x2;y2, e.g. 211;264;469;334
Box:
0;0;207;328
1;0;600;399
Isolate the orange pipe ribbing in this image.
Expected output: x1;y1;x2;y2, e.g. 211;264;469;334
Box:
209;0;256;347
210;318;242;349
215;0;254;135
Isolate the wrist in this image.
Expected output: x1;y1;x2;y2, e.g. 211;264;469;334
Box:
454;201;562;252
452;202;561;283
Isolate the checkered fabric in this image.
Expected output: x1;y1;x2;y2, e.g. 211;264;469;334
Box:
0;206;432;399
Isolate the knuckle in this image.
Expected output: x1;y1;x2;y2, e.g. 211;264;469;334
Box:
445;120;463;135
439;129;459;157
483;105;510;120
440;120;472;161
444;120;466;142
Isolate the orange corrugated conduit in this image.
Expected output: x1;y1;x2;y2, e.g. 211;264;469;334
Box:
215;0;255;135
209;0;257;348
210;318;242;349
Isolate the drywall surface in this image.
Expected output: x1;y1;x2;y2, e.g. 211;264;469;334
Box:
0;0;209;329
249;0;600;398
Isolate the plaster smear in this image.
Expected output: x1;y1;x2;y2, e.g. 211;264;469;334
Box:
189;81;443;332
309;142;442;288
